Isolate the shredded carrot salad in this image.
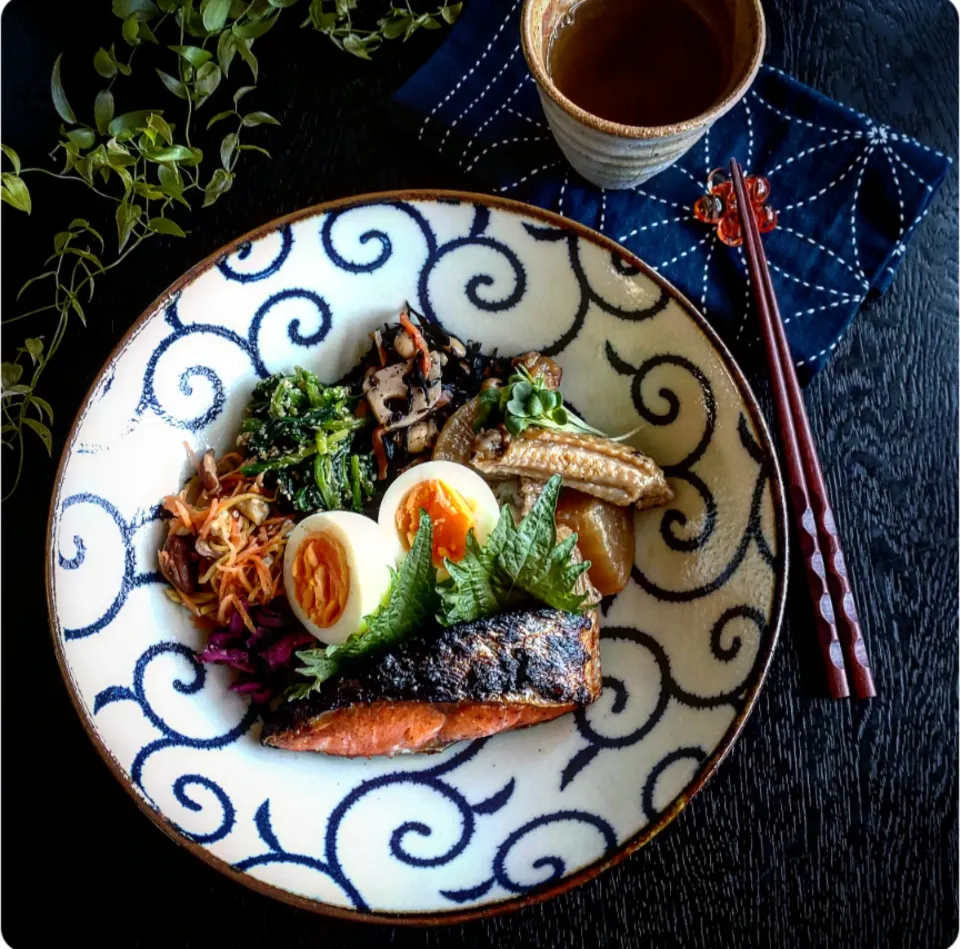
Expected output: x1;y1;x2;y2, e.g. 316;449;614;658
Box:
161;451;292;632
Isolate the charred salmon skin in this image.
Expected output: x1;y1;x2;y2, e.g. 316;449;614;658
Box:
261;607;601;757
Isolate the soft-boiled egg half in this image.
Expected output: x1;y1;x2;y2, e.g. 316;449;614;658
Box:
378;460;500;574
283;511;395;646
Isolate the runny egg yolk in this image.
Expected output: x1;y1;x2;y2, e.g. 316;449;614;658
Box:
395;479;476;568
290;531;350;629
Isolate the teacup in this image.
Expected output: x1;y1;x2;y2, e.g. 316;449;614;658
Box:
520;0;766;189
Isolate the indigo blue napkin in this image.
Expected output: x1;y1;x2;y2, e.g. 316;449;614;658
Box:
393;0;951;375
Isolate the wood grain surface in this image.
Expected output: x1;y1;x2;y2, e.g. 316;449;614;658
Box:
2;1;956;946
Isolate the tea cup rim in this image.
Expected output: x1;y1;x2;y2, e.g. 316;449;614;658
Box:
520;0;766;141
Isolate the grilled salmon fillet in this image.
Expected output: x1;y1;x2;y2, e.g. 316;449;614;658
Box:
261;607;601;757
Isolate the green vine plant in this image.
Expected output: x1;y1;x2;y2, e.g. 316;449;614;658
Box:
0;0;460;500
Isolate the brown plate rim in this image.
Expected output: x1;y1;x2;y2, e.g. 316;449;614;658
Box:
45;187;788;926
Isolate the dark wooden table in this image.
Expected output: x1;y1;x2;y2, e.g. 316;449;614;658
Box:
2;1;956;946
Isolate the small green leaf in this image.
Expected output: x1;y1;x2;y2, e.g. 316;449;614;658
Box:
142;144;196;163
17;272;54;299
146;112;174;144
342;33;373;59
420;14;441;29
139;20;160;43
181;3;210;37
157;0;180;11
106;141;138;168
156;69;188;99
234;36;258;80
202;167;234;207
112;0;157;19
133;180;165;199
66;128;97;149
441;2;462;23
220;131;238;169
53;232;71;253
1;145;21;175
74;155;92;183
158;162;183;192
380;15;410;39
115;200;142;251
83;223;105;249
122;15;142;44
194;61;222;105
23;418;53;456
86;143;109;169
1;363;23;390
182;146;204;166
241;110;279;127
31;395;54;423
158;164;192;208
217;29;237;76
232;14;278;38
46;246;103;268
51;54;77;125
268;0;299;6
94;90;115;134
169;44;213;67
94;48;118;78
109;110;163;136
69;294;87;326
233;84;256;103
237;143;271;158
148;216;187;236
206;109;236;129
1;174;31;214
24;338;44;364
201;0;232;31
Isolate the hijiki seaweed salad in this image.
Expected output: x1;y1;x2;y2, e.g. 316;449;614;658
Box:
158;306;675;757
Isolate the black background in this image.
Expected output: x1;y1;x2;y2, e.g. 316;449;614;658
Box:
2;0;957;947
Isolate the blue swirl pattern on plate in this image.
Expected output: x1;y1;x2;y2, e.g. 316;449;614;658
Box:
49;195;785;917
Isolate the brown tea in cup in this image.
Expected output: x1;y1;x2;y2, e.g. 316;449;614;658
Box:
547;0;733;128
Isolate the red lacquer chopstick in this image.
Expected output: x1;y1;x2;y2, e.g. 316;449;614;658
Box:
730;159;875;700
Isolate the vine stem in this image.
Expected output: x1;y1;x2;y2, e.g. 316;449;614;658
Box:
2;303;60;326
2;232;152;501
20;166;118;201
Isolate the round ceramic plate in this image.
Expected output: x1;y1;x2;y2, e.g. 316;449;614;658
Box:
47;190;786;922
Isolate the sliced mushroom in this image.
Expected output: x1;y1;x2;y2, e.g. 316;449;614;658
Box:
194;538;220;560
238;496;271;526
518;477;545;517
364;362;406;401
513;351;562;389
206;508;234;545
371;329;387;367
406;418;439;455
394;328;416;360
158;533;197;594
362;354;443;431
199;449;220;495
473;427;505;458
